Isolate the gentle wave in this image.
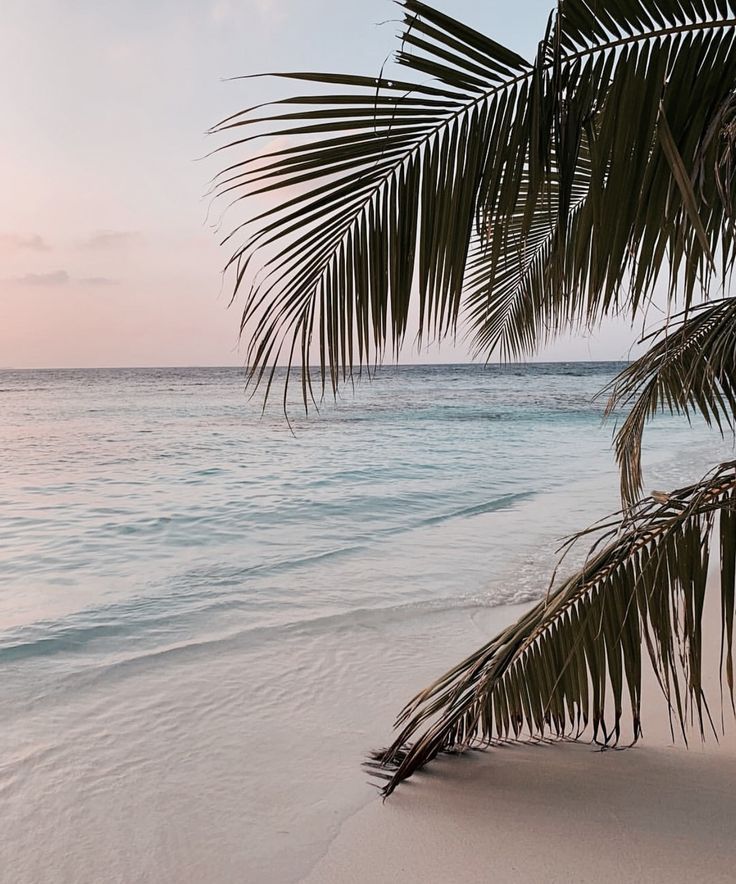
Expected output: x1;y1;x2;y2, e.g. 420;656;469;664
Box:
2;590;539;681
418;491;535;526
0;542;367;661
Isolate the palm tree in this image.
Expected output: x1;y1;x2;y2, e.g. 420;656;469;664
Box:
210;0;736;795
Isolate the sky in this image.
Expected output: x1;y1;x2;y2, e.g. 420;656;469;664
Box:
1;0;640;369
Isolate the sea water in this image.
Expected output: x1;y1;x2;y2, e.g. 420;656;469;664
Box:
1;364;732;882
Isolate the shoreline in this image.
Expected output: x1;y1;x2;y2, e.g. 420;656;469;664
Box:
305;579;736;883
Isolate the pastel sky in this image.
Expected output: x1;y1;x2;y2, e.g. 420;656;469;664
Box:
2;0;640;368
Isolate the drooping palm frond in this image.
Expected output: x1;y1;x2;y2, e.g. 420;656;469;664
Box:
368;461;736;796
213;0;736;404
606;299;736;506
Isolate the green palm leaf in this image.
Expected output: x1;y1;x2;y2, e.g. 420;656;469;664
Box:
606;299;736;505
369;461;736;796
465;1;736;358
210;3;531;403
213;0;736;404
462;142;595;360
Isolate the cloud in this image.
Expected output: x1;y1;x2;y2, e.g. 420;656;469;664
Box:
79;276;119;287
15;270;69;286
80;230;143;250
0;234;50;253
8;271;120;288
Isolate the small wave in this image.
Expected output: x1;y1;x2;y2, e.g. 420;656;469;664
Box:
0;584;541;674
12;594;529;689
0;544;369;661
418;491;536;527
0;486;540;665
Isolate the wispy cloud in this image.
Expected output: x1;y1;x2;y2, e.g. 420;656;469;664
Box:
79;276;120;287
8;271;120;288
0;234;50;253
14;270;69;287
80;230;143;250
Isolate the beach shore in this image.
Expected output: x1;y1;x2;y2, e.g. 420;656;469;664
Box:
306;581;736;883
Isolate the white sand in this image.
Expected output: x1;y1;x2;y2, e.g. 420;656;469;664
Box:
305;584;736;883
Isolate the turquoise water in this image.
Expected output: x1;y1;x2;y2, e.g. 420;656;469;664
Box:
1;364;732;882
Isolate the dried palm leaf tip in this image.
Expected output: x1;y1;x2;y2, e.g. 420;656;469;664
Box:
369;463;736;796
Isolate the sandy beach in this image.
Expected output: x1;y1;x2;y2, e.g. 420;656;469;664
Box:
307;580;736;883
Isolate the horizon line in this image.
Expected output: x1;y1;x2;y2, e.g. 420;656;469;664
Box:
0;358;630;371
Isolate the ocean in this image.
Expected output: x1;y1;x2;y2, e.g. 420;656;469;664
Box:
1;363;732;882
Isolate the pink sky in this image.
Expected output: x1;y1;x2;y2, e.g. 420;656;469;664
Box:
1;0;638;369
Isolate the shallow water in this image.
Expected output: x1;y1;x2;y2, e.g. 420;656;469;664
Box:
1;364;732;882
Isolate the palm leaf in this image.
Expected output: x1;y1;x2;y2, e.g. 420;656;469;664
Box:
465;1;736;357
606;299;736;506
368;461;736;796
212;0;736;405
210;3;531;404
462;140;595;360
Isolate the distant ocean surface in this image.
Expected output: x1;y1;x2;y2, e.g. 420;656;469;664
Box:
2;364;732;882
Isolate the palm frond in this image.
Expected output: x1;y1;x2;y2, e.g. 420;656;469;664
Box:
210;2;531;404
462;140;594;360
213;0;736;404
369;461;736;796
606;299;736;506
465;0;736;358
